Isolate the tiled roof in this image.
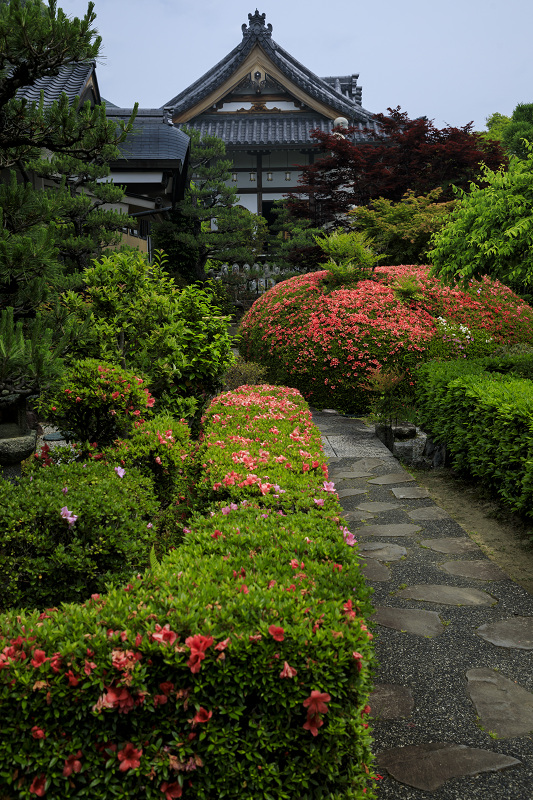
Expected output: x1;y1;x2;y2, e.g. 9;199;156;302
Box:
16;62;97;105
163;11;375;124
181;114;379;146
105;109;190;163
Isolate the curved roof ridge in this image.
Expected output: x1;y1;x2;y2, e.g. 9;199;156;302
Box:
162;10;374;123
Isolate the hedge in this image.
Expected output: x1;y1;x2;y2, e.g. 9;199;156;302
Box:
0;385;377;800
416;360;533;520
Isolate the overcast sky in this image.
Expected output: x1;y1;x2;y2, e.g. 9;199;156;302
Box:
60;0;531;131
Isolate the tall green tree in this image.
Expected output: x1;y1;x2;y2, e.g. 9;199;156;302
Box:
428;143;533;293
152;127;267;284
502;103;533;159
0;0;136;316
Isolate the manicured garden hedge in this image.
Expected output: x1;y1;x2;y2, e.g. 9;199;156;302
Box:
0;385;377;799
239;266;533;413
416;360;533;521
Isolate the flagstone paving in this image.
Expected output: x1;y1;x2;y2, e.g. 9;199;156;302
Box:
314;410;533;799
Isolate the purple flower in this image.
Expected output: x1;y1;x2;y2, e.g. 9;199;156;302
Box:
62;486;68;495
114;466;125;478
146;523;153;529
60;506;78;527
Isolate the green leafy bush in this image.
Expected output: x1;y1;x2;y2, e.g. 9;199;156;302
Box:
314;230;379;286
239;265;533;413
38;359;155;447
0;460;159;610
56;249;234;418
0;385;377;799
221;357;267;392
416;361;533;520
349;189;455;265
101;413;193;508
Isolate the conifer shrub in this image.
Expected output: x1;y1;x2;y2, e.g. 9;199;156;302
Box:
0;385;377;799
239;266;533;413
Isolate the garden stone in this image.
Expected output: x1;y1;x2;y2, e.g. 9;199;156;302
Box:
356;501;400;512
330;471;373;479
352;458;387;471
476;617;533;650
408;505;449;521
390;486;430;499
466;668;533;738
377;743;520;791
368;472;415;485
359;542;407;561
336;488;368;498
372;607;445;637
357;523;422;537
369;684;414;719
396;585;497;606
342;510;375;523
421;537;480;554
440;560;508;581
360;557;390;582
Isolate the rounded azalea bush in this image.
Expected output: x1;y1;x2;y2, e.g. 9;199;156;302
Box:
239;266;533;413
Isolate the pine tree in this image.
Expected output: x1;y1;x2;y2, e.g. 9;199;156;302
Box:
0;0;136;315
152;127;267;284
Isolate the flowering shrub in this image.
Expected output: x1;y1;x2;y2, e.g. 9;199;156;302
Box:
0;386;377;799
100;413;193;508
0;461;159;610
239;266;533;413
38;359;155;447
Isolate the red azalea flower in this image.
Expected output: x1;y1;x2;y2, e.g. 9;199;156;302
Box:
192;707;212;724
117;742;142;772
160;781;183;799
159;681;174;695
279;661;297;679
185;634;214;674
268;625;284;642
31;649;48;668
29;774;46;796
31;726;46;739
65;669;79;687
62;750;82;776
303;713;324;736
303;690;331;716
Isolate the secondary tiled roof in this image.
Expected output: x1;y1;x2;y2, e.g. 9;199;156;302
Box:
163;10;375;124
16;62;98;105
105;109;190;163
185;114;378;146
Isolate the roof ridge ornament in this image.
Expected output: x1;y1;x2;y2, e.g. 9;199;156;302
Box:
242;10;273;40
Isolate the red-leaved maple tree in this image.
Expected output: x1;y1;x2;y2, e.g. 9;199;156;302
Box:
288;106;507;224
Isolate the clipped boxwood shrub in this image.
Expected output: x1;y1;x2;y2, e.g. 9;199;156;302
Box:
239;266;533;413
416;361;533;518
0;461;159;611
0;385;377;799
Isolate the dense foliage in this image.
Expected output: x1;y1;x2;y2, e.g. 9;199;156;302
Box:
429;144;533;293
288;107;506;225
52;249;234;419
348;189;456;266
416;359;533;523
152;127;267;284
0;385;376;799
239;266;533;413
0;460;159;610
0;0;136;316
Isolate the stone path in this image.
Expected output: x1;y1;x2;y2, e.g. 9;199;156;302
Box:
314;410;533;799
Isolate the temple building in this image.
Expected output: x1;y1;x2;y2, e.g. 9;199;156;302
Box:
163;9;377;223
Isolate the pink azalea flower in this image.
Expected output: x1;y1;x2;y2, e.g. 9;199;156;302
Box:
322;481;336;493
314;498;325;506
279;661;298;678
114;466;125;478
